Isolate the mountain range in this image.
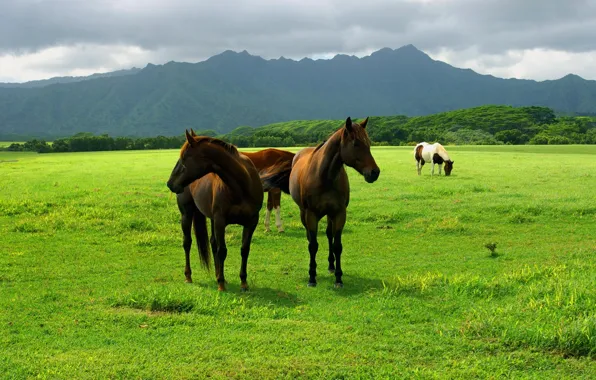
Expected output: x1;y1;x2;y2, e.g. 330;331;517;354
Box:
1;44;595;139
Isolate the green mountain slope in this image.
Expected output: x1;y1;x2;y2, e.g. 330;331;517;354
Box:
1;45;596;139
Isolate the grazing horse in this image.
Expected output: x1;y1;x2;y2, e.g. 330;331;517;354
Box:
166;130;264;291
260;117;380;288
414;142;454;176
242;148;296;233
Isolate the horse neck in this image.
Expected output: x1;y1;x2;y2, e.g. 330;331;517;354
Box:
202;144;252;196
313;130;344;182
436;146;450;161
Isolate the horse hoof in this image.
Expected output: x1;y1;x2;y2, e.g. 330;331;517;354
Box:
307;282;317;287
334;282;343;289
217;284;226;291
328;269;335;274
240;286;249;292
185;278;193;283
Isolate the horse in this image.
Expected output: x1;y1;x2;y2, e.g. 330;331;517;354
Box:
166;130;264;291
242;148;296;233
414;142;454;176
260;117;380;288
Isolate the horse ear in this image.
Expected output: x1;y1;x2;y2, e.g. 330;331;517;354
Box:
185;130;196;146
190;128;197;137
360;117;369;129
345;117;353;132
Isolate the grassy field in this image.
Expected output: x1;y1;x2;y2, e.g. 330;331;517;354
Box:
1;145;595;378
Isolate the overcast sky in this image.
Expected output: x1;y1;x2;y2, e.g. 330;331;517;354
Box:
1;0;595;83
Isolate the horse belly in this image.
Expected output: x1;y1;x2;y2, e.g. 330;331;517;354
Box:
307;192;347;218
421;150;434;163
224;203;260;226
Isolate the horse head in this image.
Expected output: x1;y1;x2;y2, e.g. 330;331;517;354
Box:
444;160;454;176
340;117;380;183
166;130;217;194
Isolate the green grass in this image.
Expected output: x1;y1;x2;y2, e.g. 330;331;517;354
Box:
1;146;595;378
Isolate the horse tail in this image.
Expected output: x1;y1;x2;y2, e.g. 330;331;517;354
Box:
192;211;211;270
260;160;292;194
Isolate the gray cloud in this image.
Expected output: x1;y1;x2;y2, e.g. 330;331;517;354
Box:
1;0;596;80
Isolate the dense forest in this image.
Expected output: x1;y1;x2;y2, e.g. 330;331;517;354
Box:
2;45;596;140
4;105;595;153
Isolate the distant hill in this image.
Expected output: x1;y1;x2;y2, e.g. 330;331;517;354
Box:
0;68;141;88
220;105;596;146
1;44;596;140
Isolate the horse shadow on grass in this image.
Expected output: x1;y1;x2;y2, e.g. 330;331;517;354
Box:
271;226;354;240
177;277;303;310
313;273;386;297
221;282;302;309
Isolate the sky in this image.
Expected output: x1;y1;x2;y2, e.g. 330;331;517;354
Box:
1;0;595;83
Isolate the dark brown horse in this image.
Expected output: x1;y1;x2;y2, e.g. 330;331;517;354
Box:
166;130;264;291
242;148;296;233
261;117;380;288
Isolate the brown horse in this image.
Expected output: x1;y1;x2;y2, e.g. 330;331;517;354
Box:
166;130;264;291
242;148;296;233
261;117;380;288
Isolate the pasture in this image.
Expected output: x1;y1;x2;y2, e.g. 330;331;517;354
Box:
1;145;595;378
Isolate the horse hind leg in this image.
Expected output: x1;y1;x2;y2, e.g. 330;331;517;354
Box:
326;216;335;274
271;189;283;232
264;191;273;232
239;219;258;292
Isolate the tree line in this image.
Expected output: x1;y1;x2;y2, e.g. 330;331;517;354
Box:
3;106;595;154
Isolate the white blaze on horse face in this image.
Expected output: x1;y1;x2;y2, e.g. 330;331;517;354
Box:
275;206;283;232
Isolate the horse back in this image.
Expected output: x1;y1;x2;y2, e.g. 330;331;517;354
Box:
243;148;295;171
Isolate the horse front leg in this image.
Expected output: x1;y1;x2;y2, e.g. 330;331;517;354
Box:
438;163;443;175
239;219;257;292
302;209;320;287
331;210;346;288
325;216;335;274
181;211;194;283
431;162;435;176
212;217;228;291
209;221;220;284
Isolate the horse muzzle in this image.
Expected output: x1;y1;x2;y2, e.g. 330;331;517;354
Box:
364;168;380;183
166;181;185;194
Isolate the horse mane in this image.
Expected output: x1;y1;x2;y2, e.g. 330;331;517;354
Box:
314;119;371;152
313;139;327;152
345;123;371;147
180;136;239;158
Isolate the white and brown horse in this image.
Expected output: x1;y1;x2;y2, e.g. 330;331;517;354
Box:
414;142;454;176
